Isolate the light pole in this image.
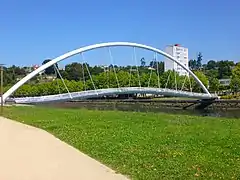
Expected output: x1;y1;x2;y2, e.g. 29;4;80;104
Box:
0;64;4;115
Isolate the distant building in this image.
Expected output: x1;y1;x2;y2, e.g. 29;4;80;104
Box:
23;66;33;74
33;64;39;70
32;64;45;75
148;67;155;71
219;79;231;86
100;65;109;72
164;44;189;76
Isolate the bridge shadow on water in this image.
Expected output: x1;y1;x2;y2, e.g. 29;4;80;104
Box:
42;101;240;118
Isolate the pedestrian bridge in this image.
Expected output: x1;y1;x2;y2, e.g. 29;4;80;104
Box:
8;87;217;104
3;42;215;104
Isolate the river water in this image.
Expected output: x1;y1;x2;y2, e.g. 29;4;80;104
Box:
46;101;240;118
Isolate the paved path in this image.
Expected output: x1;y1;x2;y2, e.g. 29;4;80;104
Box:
0;117;129;180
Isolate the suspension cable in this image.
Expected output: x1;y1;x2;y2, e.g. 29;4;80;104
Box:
108;47;120;88
81;62;86;91
147;54;155;87
147;66;153;88
81;53;96;91
181;75;187;91
155;52;160;88
105;66;109;88
107;65;110;88
53;65;61;94
105;49;110;88
174;69;177;90
54;64;72;99
165;70;171;89
133;47;141;88
129;65;133;87
129;51;135;87
187;74;192;92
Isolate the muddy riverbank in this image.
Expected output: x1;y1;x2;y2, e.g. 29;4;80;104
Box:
42;99;240;118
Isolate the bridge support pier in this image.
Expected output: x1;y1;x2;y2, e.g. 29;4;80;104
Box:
194;99;215;110
182;98;216;110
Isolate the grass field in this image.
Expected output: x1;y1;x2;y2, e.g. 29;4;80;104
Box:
3;106;240;179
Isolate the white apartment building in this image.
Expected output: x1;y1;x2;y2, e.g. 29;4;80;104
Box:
164;44;189;76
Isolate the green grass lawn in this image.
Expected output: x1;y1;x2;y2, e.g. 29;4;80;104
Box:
3;106;240;180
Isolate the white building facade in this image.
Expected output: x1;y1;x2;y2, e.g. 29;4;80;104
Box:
164;44;189;76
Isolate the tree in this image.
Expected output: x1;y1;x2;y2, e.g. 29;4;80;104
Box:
230;63;240;93
206;60;217;70
189;71;209;92
90;66;104;75
160;70;176;89
149;61;155;68
205;69;218;79
217;60;234;79
209;78;220;93
42;59;57;75
230;78;240;93
196;52;203;70
158;61;164;75
1;68;14;85
140;58;146;67
58;69;69;79
65;62;84;81
189;59;197;70
149;61;164;75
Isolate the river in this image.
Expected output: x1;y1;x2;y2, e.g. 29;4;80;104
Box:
44;101;240;118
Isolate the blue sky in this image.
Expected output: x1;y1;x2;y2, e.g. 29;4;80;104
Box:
1;0;239;67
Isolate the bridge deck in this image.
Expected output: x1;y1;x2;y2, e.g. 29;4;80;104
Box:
8;87;217;104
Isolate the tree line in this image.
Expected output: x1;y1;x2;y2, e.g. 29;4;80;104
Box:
10;70;208;97
1;54;240;98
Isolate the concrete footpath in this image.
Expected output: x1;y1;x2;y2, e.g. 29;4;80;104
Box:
0;117;129;180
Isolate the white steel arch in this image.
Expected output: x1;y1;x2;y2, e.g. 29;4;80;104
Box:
3;42;211;102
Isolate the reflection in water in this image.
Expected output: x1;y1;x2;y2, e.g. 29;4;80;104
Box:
45;102;240;118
